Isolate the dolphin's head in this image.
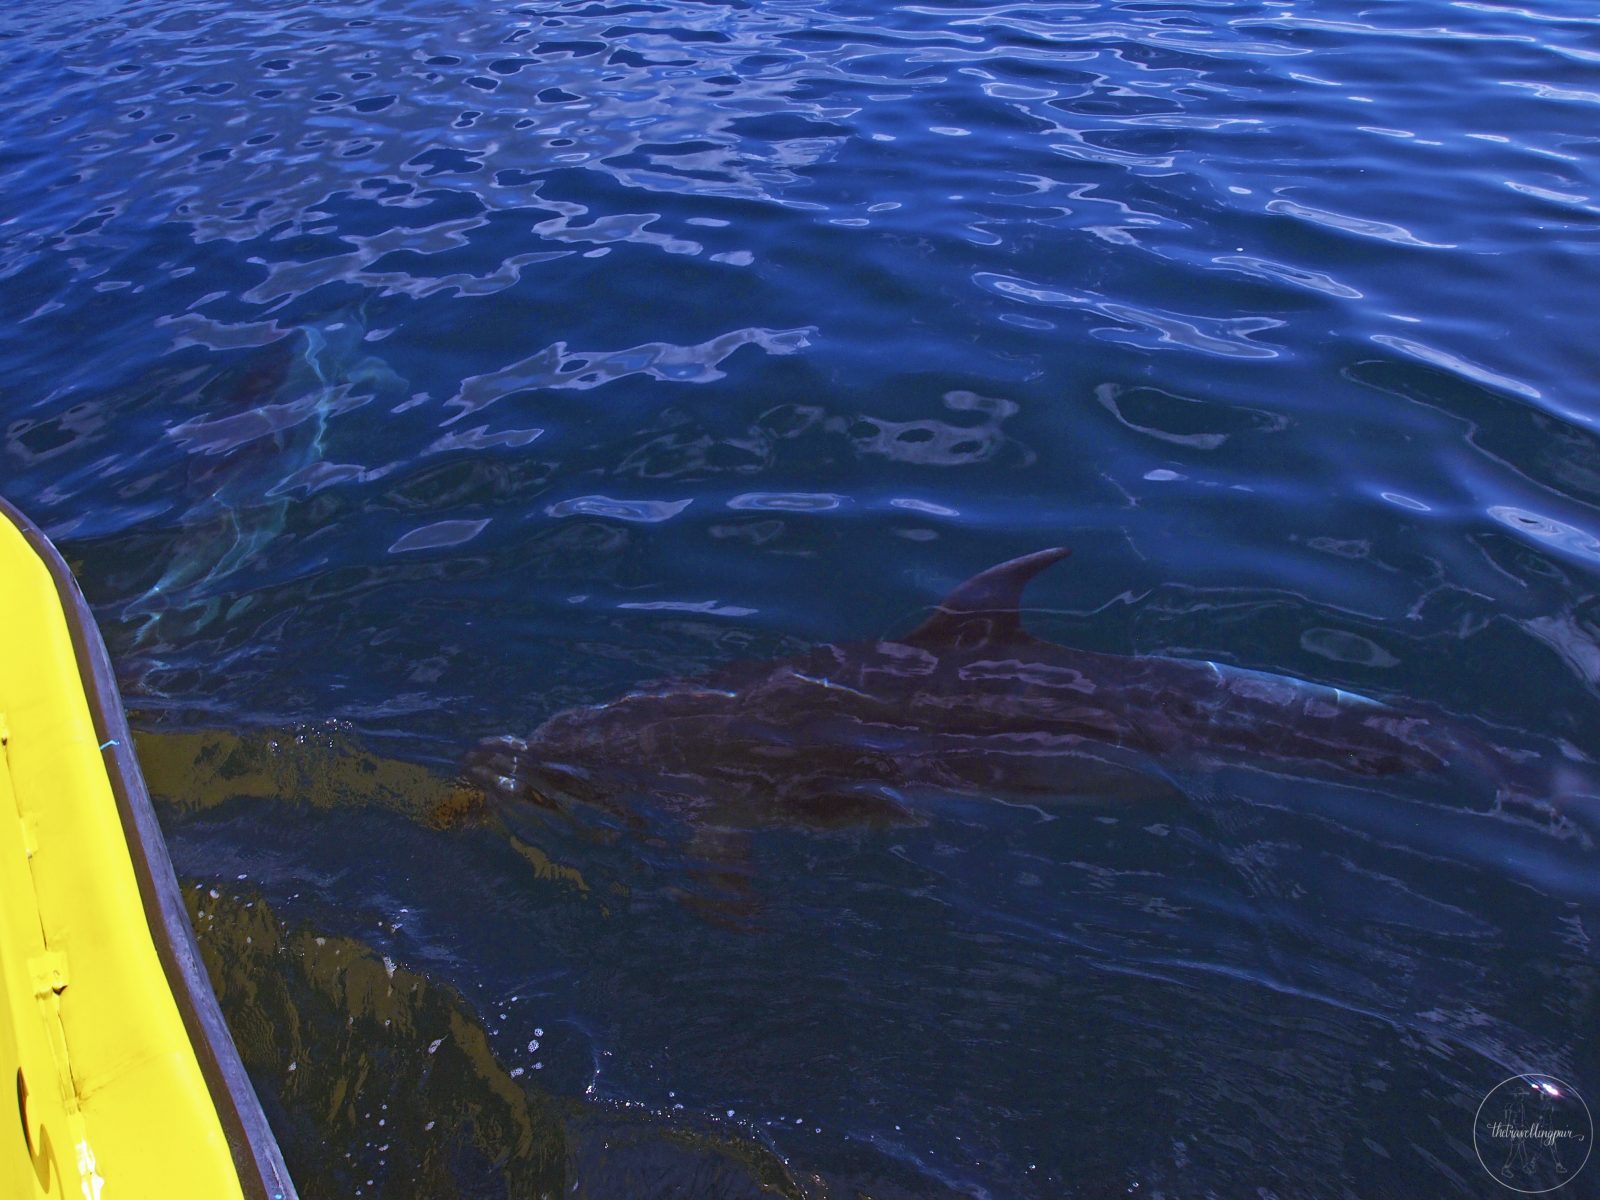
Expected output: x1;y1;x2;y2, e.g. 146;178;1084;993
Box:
464;729;624;830
464;660;938;836
466;683;722;804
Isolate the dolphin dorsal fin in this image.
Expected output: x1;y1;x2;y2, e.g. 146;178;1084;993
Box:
902;547;1071;650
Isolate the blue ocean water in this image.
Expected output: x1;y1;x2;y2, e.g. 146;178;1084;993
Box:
3;0;1599;1195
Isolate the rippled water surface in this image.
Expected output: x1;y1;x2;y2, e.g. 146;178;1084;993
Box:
5;0;1600;1195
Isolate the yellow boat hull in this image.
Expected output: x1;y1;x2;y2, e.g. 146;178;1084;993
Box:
0;498;295;1199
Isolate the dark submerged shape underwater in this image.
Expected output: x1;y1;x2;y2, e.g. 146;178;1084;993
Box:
468;550;1593;838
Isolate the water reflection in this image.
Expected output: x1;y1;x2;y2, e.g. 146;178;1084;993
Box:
10;0;1600;1192
186;886;809;1200
135;722;482;829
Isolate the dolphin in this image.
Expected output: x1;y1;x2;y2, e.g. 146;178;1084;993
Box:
126;300;406;645
467;549;1595;845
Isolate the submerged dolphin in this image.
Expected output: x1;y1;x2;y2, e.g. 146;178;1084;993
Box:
468;549;1591;837
126;301;406;644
